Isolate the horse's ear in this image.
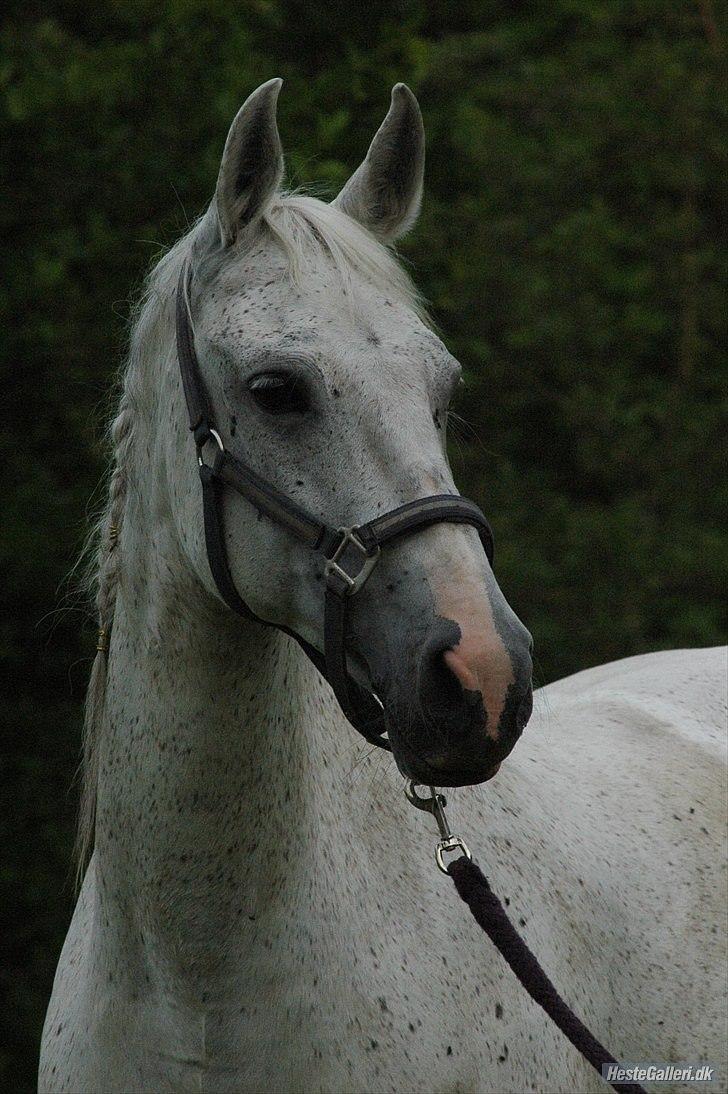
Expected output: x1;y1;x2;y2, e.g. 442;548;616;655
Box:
333;84;425;243
214;78;284;247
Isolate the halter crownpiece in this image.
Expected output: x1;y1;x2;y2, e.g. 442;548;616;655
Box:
175;260;494;751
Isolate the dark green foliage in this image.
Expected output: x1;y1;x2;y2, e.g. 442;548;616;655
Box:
2;2;725;1087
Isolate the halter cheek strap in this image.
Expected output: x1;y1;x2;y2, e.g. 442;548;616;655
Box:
176;261;494;751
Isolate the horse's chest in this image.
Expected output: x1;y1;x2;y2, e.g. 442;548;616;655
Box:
41;867;600;1094
146;924;593;1094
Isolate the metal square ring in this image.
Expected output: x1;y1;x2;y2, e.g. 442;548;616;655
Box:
325;527;380;595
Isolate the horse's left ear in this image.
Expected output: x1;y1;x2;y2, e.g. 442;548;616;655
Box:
214;78;284;247
333;84;425;243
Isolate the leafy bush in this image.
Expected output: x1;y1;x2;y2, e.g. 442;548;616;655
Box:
1;2;725;1087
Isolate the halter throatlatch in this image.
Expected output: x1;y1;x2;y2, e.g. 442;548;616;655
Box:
176;261;494;751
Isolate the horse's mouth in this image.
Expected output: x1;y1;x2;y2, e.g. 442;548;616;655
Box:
395;752;502;788
428;760;501;788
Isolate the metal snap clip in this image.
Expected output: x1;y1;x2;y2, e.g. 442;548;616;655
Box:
404;780;472;873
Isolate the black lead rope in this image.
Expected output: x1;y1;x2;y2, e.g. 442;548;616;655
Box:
447;857;647;1094
405;785;647;1094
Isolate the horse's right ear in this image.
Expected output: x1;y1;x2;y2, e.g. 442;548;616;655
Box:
332;84;425;243
214;79;284;247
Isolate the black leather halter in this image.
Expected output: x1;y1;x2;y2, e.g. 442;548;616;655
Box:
176;262;495;751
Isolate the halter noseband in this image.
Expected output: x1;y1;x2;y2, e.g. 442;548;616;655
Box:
176;261;494;751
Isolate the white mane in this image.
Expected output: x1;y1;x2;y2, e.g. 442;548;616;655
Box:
76;189;427;879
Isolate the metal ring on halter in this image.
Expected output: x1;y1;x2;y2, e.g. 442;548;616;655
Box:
197;428;225;468
324;527;381;595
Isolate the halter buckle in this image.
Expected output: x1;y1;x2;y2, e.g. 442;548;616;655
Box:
325;527;380;596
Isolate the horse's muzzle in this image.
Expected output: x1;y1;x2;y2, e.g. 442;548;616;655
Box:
382;609;533;785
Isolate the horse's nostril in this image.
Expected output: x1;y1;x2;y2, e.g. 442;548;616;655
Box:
426;646;462;707
416;628;481;740
442;648;480;694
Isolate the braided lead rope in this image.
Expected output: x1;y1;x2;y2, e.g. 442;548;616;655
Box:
447;856;647;1094
405;783;647;1094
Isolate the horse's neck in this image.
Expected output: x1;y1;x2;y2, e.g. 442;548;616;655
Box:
94;510;369;1004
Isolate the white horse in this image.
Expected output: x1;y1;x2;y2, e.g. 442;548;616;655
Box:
40;80;726;1093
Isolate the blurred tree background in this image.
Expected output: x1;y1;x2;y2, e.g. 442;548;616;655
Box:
1;0;726;1087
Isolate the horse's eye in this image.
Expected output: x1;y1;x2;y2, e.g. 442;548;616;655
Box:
248;371;311;415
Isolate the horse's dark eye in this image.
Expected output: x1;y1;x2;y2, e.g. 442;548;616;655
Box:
248;371;311;415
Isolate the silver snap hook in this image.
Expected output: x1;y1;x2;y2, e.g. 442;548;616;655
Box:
404;780;472;873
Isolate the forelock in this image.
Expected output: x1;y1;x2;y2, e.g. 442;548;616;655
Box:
260;191;429;322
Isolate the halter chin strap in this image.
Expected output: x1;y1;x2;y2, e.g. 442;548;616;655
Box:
176;261;494;751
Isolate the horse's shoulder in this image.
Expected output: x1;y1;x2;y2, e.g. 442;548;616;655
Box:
39;856;98;1088
48;854;97;998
